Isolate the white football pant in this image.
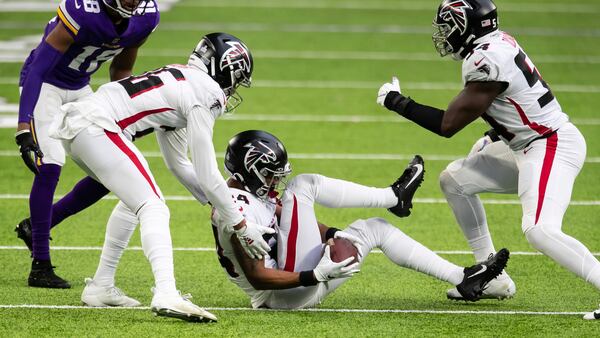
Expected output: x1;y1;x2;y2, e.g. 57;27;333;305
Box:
440;122;600;289
259;174;465;309
62;126;179;296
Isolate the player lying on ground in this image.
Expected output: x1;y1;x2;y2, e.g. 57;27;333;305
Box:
377;0;599;319
15;0;158;289
211;130;509;309
45;33;273;323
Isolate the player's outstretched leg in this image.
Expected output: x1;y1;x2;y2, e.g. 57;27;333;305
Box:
81;278;141;307
388;155;424;217
456;249;510;301
150;288;217;323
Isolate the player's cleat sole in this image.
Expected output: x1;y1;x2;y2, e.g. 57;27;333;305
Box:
28;260;71;289
81;278;142;307
151;289;217;323
388;155;425;217
456;248;510;302
15;218;33;253
151;307;217;323
447;272;516;301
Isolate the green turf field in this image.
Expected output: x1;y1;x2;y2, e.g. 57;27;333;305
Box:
1;0;600;336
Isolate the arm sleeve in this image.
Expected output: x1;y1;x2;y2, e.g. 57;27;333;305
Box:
18;40;63;123
186;106;244;230
156;128;209;205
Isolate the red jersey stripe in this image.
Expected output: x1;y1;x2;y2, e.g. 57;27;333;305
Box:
116;107;173;130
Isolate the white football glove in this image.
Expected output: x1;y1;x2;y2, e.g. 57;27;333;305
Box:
313;245;360;282
467;135;494;157
333;230;364;260
376;76;401;107
234;221;275;260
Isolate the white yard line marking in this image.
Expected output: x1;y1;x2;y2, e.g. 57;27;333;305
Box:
0;194;599;205
1;77;599;93
1;246;599;257
2;150;600;164
177;0;600;14
0;304;587;315
0;22;598;38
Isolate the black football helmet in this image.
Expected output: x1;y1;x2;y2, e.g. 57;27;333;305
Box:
432;0;498;59
224;130;292;199
188;32;253;112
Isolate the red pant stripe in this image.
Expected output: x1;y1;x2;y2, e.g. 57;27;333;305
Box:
283;195;299;272
104;130;160;198
535;133;558;224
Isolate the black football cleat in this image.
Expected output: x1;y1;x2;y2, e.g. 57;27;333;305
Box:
15;218;33;252
456;248;510;301
388;155;425;217
28;259;71;289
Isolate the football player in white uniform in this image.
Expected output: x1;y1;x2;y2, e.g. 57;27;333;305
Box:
211;130;509;309
48;33;274;322
377;0;600;319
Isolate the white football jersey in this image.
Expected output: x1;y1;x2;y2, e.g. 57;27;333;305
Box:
212;187;279;308
462;31;568;150
90;64;226;137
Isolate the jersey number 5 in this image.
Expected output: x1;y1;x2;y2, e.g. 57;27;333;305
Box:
514;50;555;109
118;66;186;98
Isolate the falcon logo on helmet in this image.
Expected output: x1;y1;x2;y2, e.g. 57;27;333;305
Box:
438;1;472;35
220;42;252;75
244;141;278;173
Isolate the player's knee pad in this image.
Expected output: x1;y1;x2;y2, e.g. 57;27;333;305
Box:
439;168;461;196
285;174;322;201
137;199;170;225
524;224;562;253
349;217;400;246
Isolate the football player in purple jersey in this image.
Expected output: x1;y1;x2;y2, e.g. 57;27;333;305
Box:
15;0;159;289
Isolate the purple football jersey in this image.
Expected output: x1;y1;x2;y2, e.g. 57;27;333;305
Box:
20;0;159;90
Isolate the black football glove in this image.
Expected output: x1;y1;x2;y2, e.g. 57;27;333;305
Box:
15;130;43;175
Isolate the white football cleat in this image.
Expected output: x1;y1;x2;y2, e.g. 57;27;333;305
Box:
81;278;142;307
150;288;217;323
583;306;600;320
447;271;516;301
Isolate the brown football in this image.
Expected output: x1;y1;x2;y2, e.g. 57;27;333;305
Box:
328;238;359;264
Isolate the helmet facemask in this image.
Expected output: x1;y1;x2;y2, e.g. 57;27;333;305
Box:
102;0;143;18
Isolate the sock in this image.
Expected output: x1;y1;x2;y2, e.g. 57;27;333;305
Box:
291;174;397;209
440;171;496;262
351;218;465;285
93;202;138;287
30;164;61;261
137;199;177;295
51;176;110;228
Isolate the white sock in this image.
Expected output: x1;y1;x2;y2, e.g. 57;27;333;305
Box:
93;202;138;287
350;218;465;285
137;199;177;296
290;174;397;209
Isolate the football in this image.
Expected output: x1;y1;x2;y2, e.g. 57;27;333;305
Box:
328;238;359;264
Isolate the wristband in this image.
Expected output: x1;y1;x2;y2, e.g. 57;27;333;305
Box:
299;270;318;286
484;128;501;142
325;227;341;241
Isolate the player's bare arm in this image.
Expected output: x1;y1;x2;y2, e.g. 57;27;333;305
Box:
377;78;506;138
230;234;304;290
109;39;146;81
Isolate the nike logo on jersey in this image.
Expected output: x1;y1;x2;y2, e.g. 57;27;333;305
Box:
474;57;485;66
523;147;533;154
405;163;423;188
75;0;81;9
468;265;487;278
